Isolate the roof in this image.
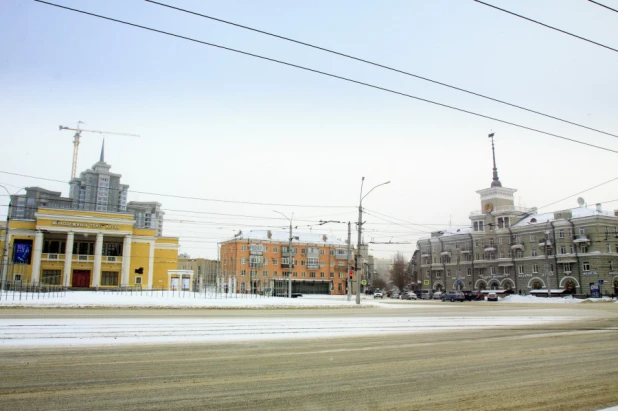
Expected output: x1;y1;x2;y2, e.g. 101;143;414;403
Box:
512;206;615;227
224;230;348;246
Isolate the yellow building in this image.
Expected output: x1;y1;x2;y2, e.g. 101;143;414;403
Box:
0;207;180;289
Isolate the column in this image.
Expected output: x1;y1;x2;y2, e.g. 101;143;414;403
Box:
31;231;43;284
63;232;74;287
92;232;103;287
147;241;155;289
121;234;132;286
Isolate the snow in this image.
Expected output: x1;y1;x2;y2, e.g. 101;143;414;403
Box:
0;292;614;347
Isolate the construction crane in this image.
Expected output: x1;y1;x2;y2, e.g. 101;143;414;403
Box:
59;122;140;179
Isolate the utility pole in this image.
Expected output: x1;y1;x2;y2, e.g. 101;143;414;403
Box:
274;210;294;298
545;221;551;298
356;177;391;305
347;222;351;301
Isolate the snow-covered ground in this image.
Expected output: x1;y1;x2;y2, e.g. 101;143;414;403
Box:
0;291;613;348
0;291;615;308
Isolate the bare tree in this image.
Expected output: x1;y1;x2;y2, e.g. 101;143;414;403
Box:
389;252;410;292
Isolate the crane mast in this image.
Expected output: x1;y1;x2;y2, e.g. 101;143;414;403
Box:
59;123;140;179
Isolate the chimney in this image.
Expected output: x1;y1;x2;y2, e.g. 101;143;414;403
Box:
596;203;602;212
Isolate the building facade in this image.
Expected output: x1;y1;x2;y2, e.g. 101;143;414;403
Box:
177;256;219;291
127;201;165;237
219;230;354;295
1;207;179;289
415;139;618;296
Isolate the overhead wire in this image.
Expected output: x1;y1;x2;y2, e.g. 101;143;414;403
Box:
146;0;618;139
474;0;618;53
589;0;618;14
33;1;618;155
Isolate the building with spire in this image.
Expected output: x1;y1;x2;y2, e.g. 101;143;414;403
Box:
1;142;180;289
414;133;618;297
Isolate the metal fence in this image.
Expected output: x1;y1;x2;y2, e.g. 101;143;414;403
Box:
0;281;67;300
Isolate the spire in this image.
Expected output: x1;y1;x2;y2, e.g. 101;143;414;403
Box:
100;138;105;162
488;133;502;187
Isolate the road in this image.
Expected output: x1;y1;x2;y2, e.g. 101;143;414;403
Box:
0;302;617;410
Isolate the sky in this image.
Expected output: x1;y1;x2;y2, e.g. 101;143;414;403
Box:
1;0;617;260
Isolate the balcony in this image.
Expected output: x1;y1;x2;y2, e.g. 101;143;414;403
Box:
440;251;451;257
538;240;552;247
460;249;471;254
484;246;496;252
306;264;320;270
511;244;524;251
573;235;590;244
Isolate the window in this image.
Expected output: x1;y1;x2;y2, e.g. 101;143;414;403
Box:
330;261;334;267
241;270;246;276
579;227;585;235
241;245;246;251
241;258;246;265
281;257;289;265
570;246;574;254
490;266;497;275
583;261;590;271
560;246;567;254
518;265;524;274
272;259;278;265
563;263;572;273
489;239;494;247
610;262;614;271
293;272;298;277
338;283;343;291
330;272;334;278
446;269;451;277
320;272;325;278
42;270;61;285
532;249;537;257
532;264;538;273
330;250;334;256
320;249;325;255
273;271;278;277
499;237;503;245
135;277;142;285
101;271;118;286
339;273;345;278
580;245;588;253
309;272;316;278
263;270;268;277
530;234;536;242
559;229;565;239
273;247;278;252
263;246;268;252
301;248;307;255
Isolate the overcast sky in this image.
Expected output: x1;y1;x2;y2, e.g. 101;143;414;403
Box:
1;0;617;260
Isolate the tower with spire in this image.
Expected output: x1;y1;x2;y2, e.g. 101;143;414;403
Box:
68;139;129;212
470;133;520;232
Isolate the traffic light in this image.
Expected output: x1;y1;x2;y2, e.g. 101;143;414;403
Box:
349;270;354;278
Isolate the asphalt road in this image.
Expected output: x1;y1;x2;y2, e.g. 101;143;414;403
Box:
1;302;617;411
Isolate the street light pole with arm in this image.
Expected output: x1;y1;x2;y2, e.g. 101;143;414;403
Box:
356;177;390;305
274;210;295;298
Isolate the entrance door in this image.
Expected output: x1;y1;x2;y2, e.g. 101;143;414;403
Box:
182;277;190;291
171;277;179;290
72;270;91;288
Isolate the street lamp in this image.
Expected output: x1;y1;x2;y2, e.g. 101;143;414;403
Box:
1;185;25;293
356;177;390;305
274;210;297;298
544;220;551;298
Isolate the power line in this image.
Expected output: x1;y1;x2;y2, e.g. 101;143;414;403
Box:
34;1;618;155
537;176;618;210
146;0;618;140
0;169;354;209
474;0;618;53
589;0;618;14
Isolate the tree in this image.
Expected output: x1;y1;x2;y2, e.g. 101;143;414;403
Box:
389;252;411;292
372;277;387;290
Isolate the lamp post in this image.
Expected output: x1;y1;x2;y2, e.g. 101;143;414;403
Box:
274;210;295;298
356;177;390;305
544;220;551;298
1;185;25;294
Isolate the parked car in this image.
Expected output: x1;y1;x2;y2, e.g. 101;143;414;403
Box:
419;290;433;300
487;292;499;302
441;291;465;302
389;290;401;299
401;291;417;300
461;290;474;301
374;290;384;298
432;291;443;300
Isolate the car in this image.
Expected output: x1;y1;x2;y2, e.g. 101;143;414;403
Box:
374;291;384;298
461;290;474;301
401;291;417;300
432;291;443;300
487;292;499;302
419;290;433;300
441;291;465;302
389;291;401;299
